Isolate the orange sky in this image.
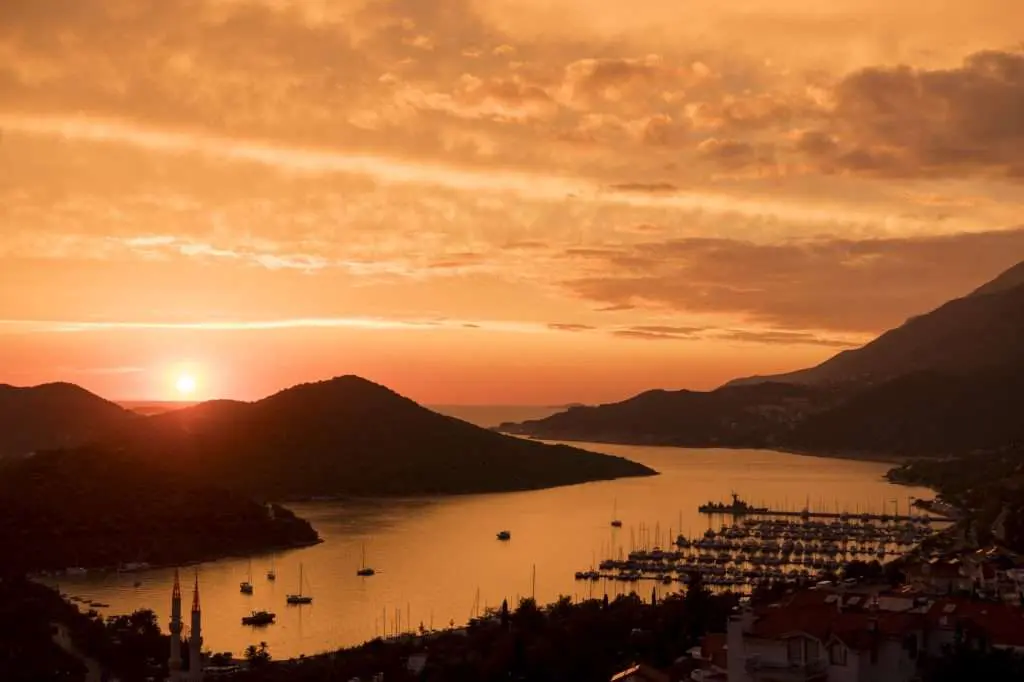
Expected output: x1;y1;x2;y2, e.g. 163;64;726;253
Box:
2;0;1023;404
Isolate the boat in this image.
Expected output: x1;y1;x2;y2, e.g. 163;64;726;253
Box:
286;564;313;605
356;544;375;577
610;499;623;527
266;557;276;581
242;610;276;626
697;492;768;516
496;530;511;541
240;559;254;594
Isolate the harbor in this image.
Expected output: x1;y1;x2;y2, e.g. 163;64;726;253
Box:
573;494;947;590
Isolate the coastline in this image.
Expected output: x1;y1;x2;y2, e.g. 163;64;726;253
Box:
513;433;908;465
30;535;324;580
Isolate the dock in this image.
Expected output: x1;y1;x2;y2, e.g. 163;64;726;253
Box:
697;493;949;523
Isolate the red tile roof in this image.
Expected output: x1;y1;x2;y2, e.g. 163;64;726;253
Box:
747;590;1024;650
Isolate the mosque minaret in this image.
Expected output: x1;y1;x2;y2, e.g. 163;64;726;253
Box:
168;569;203;682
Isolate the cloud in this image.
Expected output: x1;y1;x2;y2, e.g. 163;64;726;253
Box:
803;50;1024;177
607;182;677;193
0;316;546;334
562;228;1024;333
547;323;595;332
715;330;858;348
610;325;706;341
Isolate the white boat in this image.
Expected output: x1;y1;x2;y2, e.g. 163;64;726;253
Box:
240;559;254;594
610;499;622;527
286;564;313;605
356;544;375;577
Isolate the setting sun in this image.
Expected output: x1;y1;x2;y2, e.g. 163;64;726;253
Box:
175;374;197;397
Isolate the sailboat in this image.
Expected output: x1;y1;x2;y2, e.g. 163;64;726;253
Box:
240;559;254;594
610;499;623;528
266;557;276;581
357;544;376;577
286;563;313;604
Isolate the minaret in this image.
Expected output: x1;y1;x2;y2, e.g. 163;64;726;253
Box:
169;569;183;681
189;573;204;682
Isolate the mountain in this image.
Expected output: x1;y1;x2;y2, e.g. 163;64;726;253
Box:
0;446;320;573
780;369;1024;456
498;382;838;447
503;261;1024;457
110;376;656;498
0;383;139;457
726;262;1024;387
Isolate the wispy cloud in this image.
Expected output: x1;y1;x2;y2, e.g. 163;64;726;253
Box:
0;316;546;334
0;113;955;230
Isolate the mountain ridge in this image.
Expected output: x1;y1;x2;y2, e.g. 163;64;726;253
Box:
502;260;1024;458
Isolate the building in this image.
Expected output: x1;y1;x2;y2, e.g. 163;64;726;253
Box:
727;585;1024;682
169;569;204;682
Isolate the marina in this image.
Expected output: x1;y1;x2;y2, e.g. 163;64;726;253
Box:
575;496;947;590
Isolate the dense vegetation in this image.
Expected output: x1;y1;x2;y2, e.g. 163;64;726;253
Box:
0;447;320;573
108;376;656;499
887;449;1024;551
229;575;736;682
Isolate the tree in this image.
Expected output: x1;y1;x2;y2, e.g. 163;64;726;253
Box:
244;641;271;667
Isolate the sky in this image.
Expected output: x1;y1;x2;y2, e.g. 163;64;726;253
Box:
2;0;1023;404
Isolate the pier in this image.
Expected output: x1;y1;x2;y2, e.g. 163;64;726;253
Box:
696;494;947;523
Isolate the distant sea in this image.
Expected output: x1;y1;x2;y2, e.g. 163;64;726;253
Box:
118;401;566;428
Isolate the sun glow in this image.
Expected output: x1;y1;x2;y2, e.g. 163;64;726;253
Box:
175;374;197;397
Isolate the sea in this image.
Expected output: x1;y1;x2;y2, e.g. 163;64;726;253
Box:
46;405;936;659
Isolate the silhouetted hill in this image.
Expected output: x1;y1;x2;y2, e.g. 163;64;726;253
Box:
726;262;1024;387
112;376;655;498
498;382;837;447
504;261;1024;457
781;370;1024;456
0;383;139;457
0;447;320;573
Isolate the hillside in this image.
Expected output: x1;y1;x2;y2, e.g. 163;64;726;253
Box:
726;264;1024;387
111;376;656;498
0;383;139;457
781;370;1024;456
0;447;320;573
498;382;836;447
503;261;1024;457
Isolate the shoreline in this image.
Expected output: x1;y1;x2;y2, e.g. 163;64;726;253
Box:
515;433;907;465
29;536;324;580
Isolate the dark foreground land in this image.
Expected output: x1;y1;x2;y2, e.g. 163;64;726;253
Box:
0;447;321;573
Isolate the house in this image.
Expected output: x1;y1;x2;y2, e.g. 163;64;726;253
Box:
726;586;1024;681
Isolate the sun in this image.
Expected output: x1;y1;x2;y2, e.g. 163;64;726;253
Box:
175;374;198;397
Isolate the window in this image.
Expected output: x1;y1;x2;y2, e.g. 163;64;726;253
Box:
788;638;803;664
830;643;848;666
